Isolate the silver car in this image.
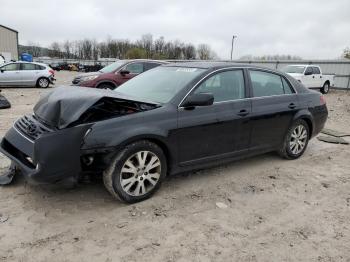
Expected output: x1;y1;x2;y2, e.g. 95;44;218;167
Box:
0;61;55;88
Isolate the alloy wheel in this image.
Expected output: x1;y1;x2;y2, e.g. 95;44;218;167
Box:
120;151;161;196
289;125;308;155
39;78;49;88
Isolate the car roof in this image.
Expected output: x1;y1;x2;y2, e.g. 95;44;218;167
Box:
164;61;280;71
123;59;169;64
286;64;317;67
3;61;48;66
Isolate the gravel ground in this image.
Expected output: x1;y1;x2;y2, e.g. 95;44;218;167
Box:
0;71;350;262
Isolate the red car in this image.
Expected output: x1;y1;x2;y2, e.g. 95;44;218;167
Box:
72;59;167;89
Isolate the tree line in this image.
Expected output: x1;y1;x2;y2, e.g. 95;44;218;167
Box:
21;34;217;60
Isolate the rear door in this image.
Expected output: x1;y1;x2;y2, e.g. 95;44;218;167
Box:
312;66;322;87
248;70;298;151
176;69;252;165
20;63;40;85
0;63;21;86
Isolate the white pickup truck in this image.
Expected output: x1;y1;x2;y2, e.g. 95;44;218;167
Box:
282;65;334;94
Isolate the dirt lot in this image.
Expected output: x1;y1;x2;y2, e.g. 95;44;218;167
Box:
0;71;350;262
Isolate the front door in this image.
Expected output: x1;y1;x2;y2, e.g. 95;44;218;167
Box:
115;62;144;85
303;66;314;88
0;63;21;86
176;69;251;165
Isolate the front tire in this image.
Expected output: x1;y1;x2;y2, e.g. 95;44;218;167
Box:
37;77;50;88
97;83;115;90
321;82;330;94
103;140;167;203
279;119;309;160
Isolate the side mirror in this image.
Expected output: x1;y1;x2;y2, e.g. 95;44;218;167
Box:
182;93;214;108
0;69;4;73
120;69;130;76
304;70;312;76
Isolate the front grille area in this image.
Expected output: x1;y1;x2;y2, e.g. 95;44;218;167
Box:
14;115;53;140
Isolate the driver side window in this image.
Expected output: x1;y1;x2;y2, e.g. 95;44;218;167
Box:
193;70;245;102
305;67;313;75
125;63;144;74
1;63;20;71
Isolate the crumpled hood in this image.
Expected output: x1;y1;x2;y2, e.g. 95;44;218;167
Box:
34;86;156;129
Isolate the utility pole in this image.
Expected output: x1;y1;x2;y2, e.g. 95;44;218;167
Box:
230;35;237;60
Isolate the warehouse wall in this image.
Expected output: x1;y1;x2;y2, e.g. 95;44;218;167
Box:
0;26;18;60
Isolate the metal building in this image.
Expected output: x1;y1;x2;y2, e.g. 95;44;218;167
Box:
0;24;19;62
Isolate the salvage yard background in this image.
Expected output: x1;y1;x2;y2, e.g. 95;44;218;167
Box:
0;72;350;261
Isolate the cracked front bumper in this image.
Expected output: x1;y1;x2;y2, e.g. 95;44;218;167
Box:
0;124;91;184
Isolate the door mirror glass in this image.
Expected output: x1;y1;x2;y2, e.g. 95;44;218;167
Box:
182;93;214;108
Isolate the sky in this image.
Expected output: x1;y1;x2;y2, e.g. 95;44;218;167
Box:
1;0;350;59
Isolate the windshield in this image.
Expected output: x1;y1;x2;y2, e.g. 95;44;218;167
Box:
99;60;126;73
282;66;305;74
115;67;206;103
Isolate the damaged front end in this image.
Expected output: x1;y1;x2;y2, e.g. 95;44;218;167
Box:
0;86;158;185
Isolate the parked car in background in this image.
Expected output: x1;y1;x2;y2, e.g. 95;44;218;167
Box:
0;61;55;88
282;65;334;94
0;62;328;203
72;59;167;89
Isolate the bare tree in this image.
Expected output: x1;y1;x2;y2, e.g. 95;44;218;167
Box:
49;42;61;58
183;44;196;59
63;40;71;59
197;44;212;60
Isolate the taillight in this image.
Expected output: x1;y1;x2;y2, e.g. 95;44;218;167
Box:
49;69;55;76
320;95;326;105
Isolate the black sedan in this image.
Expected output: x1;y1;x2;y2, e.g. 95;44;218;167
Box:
0;62;328;203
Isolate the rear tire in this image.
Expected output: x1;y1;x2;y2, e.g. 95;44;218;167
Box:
103;140;167;203
279;119;310;160
321;82;330;94
36;77;50;88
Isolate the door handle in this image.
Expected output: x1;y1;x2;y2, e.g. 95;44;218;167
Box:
320;76;322;78
288;103;296;109
237;109;249;116
312;76;315;78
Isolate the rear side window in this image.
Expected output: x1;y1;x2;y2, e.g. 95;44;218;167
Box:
144;62;161;71
194;70;245;102
125;63;143;74
35;64;45;70
250;70;292;97
312;67;321;74
21;63;36;70
281;77;294;94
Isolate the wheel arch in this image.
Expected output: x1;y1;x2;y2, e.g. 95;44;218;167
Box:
95;81;117;89
293;111;314;138
114;134;174;174
36;76;50;87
